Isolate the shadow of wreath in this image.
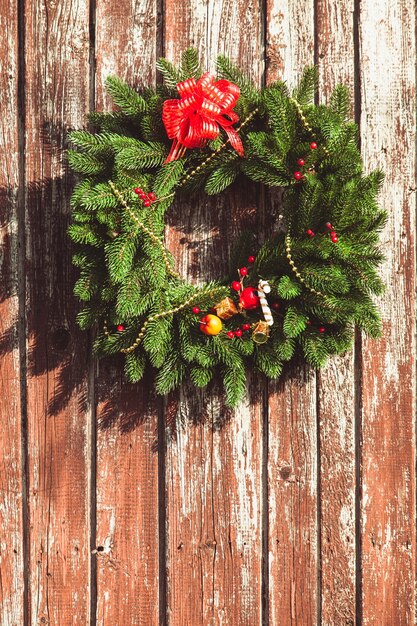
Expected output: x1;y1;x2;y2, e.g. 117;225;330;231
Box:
0;120;307;439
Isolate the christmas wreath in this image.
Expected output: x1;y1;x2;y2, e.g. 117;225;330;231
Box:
68;49;385;406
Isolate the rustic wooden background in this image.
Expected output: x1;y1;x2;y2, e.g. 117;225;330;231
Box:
1;0;416;624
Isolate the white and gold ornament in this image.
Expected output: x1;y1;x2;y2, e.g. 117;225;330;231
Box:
257;280;274;326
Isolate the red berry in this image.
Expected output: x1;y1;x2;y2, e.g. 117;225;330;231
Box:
326;222;333;230
117;324;125;332
294;171;303;180
231;281;241;292
148;192;156;201
239;267;248;276
134;188;142;194
235;329;243;338
192;306;200;314
272;302;280;310
248;255;255;264
297;158;305;166
331;235;339;243
306;229;315;237
319;327;326;333
310;141;318;150
143;199;151;207
227;331;235;339
242;323;251;331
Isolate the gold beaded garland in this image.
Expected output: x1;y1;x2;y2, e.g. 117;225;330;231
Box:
285;233;325;298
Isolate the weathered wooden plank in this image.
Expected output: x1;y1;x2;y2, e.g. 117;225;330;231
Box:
318;360;356;626
315;2;357;623
0;2;25;624
265;0;314;83
163;2;265;623
266;371;318;625
24;1;92;623
165;387;263;625
95;376;160;626
94;1;160;624
359;1;416;623
265;3;319;624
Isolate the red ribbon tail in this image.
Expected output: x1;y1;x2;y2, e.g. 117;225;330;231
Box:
164;139;187;163
222;125;244;157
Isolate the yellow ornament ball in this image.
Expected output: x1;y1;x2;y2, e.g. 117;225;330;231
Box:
200;314;223;336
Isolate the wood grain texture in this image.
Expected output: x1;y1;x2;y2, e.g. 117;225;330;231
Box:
316;1;357;624
0;1;25;624
24;1;92;623
94;1;160;624
265;3;319;624
266;369;318;625
3;3;417;624
165;387;263;625
265;0;314;84
163;1;265;623
359;1;416;624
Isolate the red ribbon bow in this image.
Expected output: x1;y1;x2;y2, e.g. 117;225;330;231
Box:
162;72;244;163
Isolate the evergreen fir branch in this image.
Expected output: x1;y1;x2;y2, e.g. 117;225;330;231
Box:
156;58;183;89
155;354;186;394
329;84;351;119
79;182;120;211
283;306;309;338
300;334;329;368
216;55;261;104
255;348;283;378
263;85;296;152
272;335;296;361
292;66;318;106
68;223;103;247
76;304;103;330
354;299;382;337
190;365;214;388
204;159;240;195
115;141;168;170
227;231;256;279
153;160;185;196
180;48;202;80
69;130;113;157
105;233;138;282
143;316;173;367
223;360;247;407
241;160;289;187
88;110;129;133
105;76;147;117
67;150;107;176
115;269;150;318
276;275;302;299
125;351;147;383
209;335;243;369
234;337;255;356
71;180;93;209
74;272;97;301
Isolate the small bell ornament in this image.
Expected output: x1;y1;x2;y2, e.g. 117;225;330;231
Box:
252;320;270;344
